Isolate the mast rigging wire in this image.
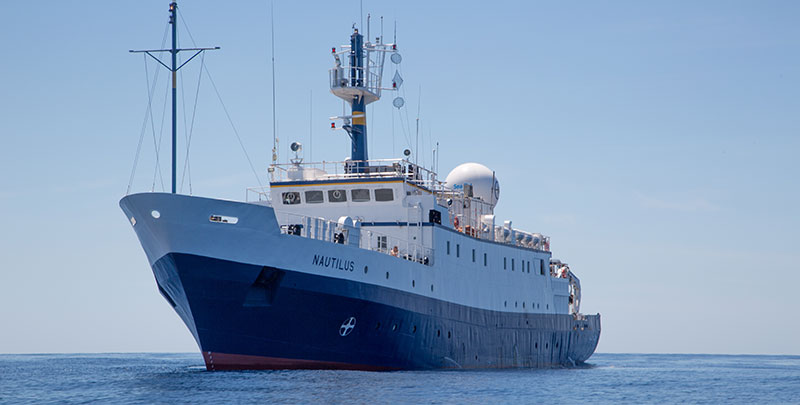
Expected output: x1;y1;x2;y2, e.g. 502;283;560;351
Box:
270;1;278;165
177;13;206;195
127;22;169;194
180;52;204;194
203;65;265;190
153;73;171;192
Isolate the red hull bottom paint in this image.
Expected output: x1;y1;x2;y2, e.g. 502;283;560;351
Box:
202;352;400;371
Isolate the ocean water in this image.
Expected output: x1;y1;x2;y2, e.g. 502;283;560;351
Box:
1;353;798;404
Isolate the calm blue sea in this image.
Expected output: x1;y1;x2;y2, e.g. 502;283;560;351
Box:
1;353;798;404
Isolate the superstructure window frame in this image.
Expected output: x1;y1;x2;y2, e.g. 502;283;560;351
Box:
304;190;324;204
328;189;347;203
281;191;301;205
374;188;394;202
351;188;371;202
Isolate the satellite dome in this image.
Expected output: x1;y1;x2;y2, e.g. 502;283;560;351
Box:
445;162;500;207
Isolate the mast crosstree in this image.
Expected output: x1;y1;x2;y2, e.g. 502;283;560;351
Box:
130;2;219;194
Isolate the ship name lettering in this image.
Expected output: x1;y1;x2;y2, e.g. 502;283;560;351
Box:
312;254;354;272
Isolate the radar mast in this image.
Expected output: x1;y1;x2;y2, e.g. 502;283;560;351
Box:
329;26;401;172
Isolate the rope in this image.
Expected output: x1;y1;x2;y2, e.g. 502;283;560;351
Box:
152;75;170;191
203;64;265;189
126;55;150;195
180;52;204;194
127;22;169;194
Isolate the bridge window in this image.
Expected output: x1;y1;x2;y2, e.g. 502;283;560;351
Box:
305;190;323;203
281;191;301;205
328;189;347;202
351;188;371;202
374;188;394;201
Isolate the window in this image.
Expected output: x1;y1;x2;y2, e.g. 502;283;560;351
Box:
456;244;460;258
305;190;323;203
351;188;370;202
512;258;515;271
539;259;545;275
504;257;507;270
447;241;450;255
483;253;487;266
377;236;387;251
374;188;394;201
281;191;300;205
472;249;475;262
328;189;347;202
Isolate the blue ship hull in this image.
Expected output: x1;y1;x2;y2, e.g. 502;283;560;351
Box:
122;193;600;370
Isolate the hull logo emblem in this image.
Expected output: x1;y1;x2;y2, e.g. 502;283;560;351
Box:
339;317;356;336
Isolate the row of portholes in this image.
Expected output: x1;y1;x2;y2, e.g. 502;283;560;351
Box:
374;321;453;340
504;301;549;310
363;266;434;292
374;320;561;358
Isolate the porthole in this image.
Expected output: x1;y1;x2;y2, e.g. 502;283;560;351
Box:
545;343;549;349
364;266;368;274
386;272;390;279
437;330;441;337
412;280;415;287
546;304;549;309
504;301;507;307
447;331;451;339
556;342;559;348
535;342;538;349
522;302;525;308
515;301;518;308
412;325;417;333
430;284;434;292
150;210;160;219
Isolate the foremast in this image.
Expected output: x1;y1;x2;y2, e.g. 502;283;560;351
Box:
130;2;218;194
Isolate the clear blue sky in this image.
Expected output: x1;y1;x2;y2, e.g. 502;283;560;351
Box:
1;0;798;355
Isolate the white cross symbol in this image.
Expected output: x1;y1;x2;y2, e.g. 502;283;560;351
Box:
339;317;356;336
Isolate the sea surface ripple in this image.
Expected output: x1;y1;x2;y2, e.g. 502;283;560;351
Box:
1;353;798;404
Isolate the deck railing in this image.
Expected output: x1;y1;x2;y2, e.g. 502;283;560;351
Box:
267;158;444;190
274;210;434;266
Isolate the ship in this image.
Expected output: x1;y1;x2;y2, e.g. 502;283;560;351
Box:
121;3;600;370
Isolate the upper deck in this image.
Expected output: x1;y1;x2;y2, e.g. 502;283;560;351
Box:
247;159;551;255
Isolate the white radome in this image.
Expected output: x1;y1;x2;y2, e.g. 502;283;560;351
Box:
444;162;500;207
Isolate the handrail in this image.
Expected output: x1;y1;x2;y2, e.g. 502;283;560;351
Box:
267;158;445;190
274;210;434;266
